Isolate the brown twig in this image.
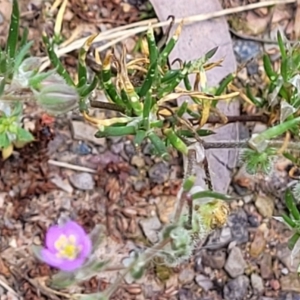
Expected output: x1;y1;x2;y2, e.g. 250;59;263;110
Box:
89;100;126;113
205;114;269;124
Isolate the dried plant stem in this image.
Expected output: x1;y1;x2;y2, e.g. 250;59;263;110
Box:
39;0;296;71
103;238;171;299
90;100;126;113
203;139;300;151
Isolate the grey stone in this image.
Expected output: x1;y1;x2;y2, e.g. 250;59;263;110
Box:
71;121;107;147
251;273;264;293
224;275;250;300
227;209;249;244
178;268;195;284
139;216;161;243
69;172;95;190
148;162;169;184
201;249;226;270
224;247;247;278
195;274;213;291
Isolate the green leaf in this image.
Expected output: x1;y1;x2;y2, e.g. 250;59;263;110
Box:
183;175;196;192
204;47;218;61
288;232;300;251
249;117;300;152
148;131;170;160
277;31;287;60
42;33;74;86
138;62;157;98
282;213;296;228
263;54;277;82
285;189;300;221
0;133;10;148
133;130;146;147
95;125;136;138
163;128;188;155
215;73;235;96
14;41;34;71
17;128;34;142
6;0;19;60
50;271;76;289
192;190;234;201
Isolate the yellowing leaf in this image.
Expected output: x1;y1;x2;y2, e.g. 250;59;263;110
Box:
2;143;13;160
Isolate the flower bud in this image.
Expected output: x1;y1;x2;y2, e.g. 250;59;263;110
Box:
33;76;79;115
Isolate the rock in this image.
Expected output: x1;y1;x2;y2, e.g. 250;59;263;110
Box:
279;292;300;300
71;121;107;147
260;253;273;279
280;274;300;293
156;195;177;224
227;209;249;244
255;195;274;218
111;142;125;155
72;142;92;155
250;228;266;258
233;40;261;62
131;155;145;168
201;249;226;270
270;279;280;291
223;275;250;300
51;175;73;194
277;243;300;273
69;172;95;190
251;273;264;293
148;162;169;184
124;142;136;157
204;226;233;250
225;247;247;278
195;274;213;291
178;269;194;285
178;289;193;300
139;216;161;243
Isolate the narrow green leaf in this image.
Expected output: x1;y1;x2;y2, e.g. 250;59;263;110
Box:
282;213;296;228
0;79;6;97
138;62;157;97
133;130;146;147
263;54;277;81
177;128;215;138
163;128;188;155
146;27;158;65
216;73;235;96
148;131;170;160
42;33;74;86
19;27;29;49
183;75;192;91
183;175;196;192
246;84;265;107
14;41;34;70
95;125;136;138
161;69;181;83
285;189;300;221
192;190;234;201
78;76;98;98
204;47;218;61
176;101;188;117
288;232;300;251
277;31;287;60
6;0;19;60
249;117;300;152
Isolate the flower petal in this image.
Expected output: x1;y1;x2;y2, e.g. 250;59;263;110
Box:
58;257;86;272
41;249;64;268
45;225;64;252
63;221;88;244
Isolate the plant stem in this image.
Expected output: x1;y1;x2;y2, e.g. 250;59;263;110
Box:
90;100;125;113
203;139;300;151
205;114;269;124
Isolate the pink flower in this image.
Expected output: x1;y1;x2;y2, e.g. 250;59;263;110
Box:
41;221;92;272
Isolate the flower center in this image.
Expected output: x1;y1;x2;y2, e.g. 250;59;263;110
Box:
54;234;81;260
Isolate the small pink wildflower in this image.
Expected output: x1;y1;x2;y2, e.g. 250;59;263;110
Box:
41;221;92;272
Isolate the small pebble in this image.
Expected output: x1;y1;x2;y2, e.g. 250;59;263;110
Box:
195;274;213;291
69;172;95;190
224;275;250;300
224;247;247;278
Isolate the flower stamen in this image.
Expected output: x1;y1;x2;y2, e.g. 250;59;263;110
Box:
54;234;81;260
